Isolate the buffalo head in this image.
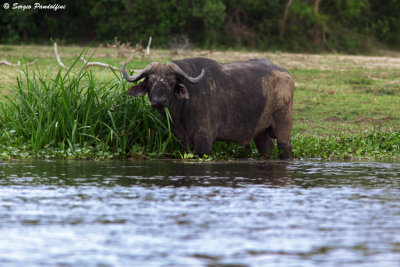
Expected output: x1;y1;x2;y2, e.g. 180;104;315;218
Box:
122;62;205;109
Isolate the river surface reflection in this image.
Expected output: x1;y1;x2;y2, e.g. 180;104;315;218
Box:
1;160;400;266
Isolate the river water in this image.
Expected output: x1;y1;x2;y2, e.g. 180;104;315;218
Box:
0;160;400;266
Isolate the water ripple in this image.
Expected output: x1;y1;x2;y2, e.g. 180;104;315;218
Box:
0;160;400;266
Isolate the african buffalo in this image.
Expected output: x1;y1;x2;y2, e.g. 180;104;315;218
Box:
122;57;294;159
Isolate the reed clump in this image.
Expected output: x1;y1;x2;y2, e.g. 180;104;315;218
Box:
0;54;179;159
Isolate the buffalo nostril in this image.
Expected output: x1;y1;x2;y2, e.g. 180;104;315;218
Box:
152;96;167;106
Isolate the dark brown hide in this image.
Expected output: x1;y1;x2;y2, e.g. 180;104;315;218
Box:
124;58;294;159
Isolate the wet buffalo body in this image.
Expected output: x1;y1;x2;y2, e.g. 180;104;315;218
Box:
124;57;294;159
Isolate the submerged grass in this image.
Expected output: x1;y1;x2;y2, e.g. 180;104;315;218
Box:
0;45;399;160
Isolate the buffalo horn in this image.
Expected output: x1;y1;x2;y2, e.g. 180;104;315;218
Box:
169;63;205;84
122;63;155;82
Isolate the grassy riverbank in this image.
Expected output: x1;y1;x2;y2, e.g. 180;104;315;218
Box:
1;45;399;160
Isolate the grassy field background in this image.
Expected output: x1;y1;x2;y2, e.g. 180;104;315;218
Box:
1;45;400;160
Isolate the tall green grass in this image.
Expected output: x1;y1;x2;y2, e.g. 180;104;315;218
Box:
0;52;399;160
0;54;180;159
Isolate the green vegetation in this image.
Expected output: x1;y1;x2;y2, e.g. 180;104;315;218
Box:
2;0;400;52
0;45;399;160
292;131;400;160
0;51;180;160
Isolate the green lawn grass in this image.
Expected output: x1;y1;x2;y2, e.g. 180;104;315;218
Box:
1;44;399;160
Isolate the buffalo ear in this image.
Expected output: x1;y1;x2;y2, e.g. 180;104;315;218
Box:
175;83;189;100
126;82;147;97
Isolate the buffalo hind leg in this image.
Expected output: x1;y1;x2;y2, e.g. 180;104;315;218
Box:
273;110;292;160
277;142;290;160
193;130;212;157
254;130;274;157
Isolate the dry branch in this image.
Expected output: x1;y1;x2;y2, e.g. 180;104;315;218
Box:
52;39;144;74
107;36;131;50
125;44;145;63
0;59;17;67
80;57;142;73
146;36;152;55
54;42;66;68
107;37;133;58
0;59;36;67
80;57;120;71
170;36;191;55
106;36;151;63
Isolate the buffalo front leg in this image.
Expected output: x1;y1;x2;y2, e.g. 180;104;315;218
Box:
254;130;274;157
193;130;213;157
